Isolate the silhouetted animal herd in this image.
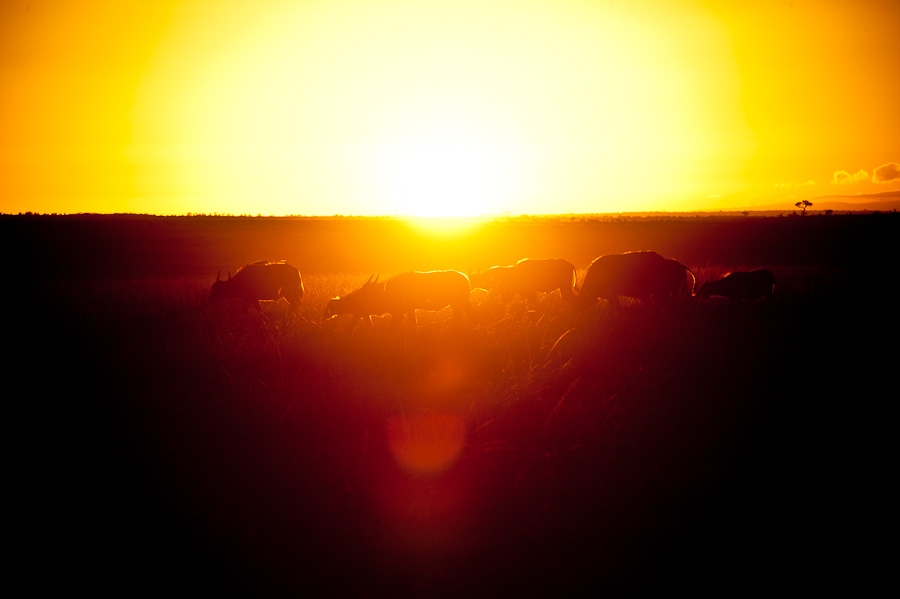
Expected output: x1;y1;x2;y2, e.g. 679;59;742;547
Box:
209;252;776;323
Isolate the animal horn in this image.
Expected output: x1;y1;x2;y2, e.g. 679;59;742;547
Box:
227;270;232;281
216;270;221;282
367;273;375;284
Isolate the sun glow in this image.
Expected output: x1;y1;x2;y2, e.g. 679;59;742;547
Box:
125;0;754;216
16;2;899;216
403;215;487;241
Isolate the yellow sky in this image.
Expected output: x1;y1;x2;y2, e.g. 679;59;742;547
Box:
1;0;897;216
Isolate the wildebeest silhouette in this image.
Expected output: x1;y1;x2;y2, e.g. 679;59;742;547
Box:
577;251;695;309
326;270;476;326
325;274;386;320
698;269;776;302
209;260;303;310
473;258;577;303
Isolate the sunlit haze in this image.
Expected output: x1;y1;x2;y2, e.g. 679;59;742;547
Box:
1;0;898;216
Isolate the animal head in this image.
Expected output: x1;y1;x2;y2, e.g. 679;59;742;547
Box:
208;270;233;303
324;297;343;317
324;274;384;317
697;281;714;297
469;265;512;291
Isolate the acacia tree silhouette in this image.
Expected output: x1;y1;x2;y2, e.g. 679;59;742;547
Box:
795;199;813;215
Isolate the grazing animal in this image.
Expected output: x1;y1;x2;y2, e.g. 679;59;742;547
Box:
577;251;695;309
385;270;477;325
326;270;477;326
698;269;776;302
473;258;577;303
209;260;304;310
325;274;387;320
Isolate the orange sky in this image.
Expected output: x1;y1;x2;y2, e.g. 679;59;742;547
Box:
1;0;898;216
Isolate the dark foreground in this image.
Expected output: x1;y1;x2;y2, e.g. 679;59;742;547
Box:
5;214;894;595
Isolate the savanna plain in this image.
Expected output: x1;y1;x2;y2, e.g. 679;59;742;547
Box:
5;213;894;596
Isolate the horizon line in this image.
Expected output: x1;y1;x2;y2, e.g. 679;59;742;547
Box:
5;206;898;219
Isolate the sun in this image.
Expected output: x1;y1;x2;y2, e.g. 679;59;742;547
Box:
381;140;501;217
368;114;521;218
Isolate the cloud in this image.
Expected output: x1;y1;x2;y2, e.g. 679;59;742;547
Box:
873;162;900;183
832;169;870;184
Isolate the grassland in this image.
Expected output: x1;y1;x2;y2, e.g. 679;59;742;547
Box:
5;213;894;595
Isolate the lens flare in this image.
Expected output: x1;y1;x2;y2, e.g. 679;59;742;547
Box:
387;413;466;475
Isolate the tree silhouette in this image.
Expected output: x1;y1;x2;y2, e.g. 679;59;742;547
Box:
795;199;813;215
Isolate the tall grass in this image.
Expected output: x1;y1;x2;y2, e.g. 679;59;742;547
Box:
14;260;866;595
